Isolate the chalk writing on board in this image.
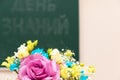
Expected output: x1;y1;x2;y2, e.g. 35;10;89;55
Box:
12;0;56;12
0;0;70;36
1;15;69;35
0;0;79;65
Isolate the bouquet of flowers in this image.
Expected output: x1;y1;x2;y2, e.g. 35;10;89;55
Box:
1;40;95;80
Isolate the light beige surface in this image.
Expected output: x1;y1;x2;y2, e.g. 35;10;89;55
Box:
0;68;17;80
80;0;120;80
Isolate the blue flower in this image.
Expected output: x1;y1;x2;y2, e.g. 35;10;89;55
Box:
14;59;20;65
80;75;88;80
10;63;18;71
80;70;88;80
41;52;49;59
66;61;74;67
81;70;85;74
10;59;20;71
31;48;49;59
31;48;44;54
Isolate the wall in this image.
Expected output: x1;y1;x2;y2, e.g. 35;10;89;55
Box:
80;0;120;80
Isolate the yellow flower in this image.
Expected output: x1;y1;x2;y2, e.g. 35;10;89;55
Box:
17;51;29;59
88;66;95;73
80;63;85;67
15;44;29;59
1;62;10;68
64;50;74;57
50;49;63;64
6;56;14;64
27;40;38;52
60;67;70;79
1;56;14;68
47;48;53;55
71;65;81;78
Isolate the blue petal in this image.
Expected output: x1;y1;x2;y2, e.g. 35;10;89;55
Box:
31;48;43;54
41;52;49;59
66;61;74;67
14;59;20;65
10;63;18;71
81;70;85;74
80;75;88;80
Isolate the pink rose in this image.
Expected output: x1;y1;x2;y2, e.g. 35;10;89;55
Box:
18;54;60;80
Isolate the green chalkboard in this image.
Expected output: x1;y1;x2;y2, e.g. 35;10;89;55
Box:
0;0;79;65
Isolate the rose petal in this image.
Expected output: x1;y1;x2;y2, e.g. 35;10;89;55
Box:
18;66;27;79
36;74;48;79
21;75;31;80
42;77;53;80
47;60;57;76
33;68;44;75
18;54;60;80
26;66;35;79
21;54;42;66
53;65;60;80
